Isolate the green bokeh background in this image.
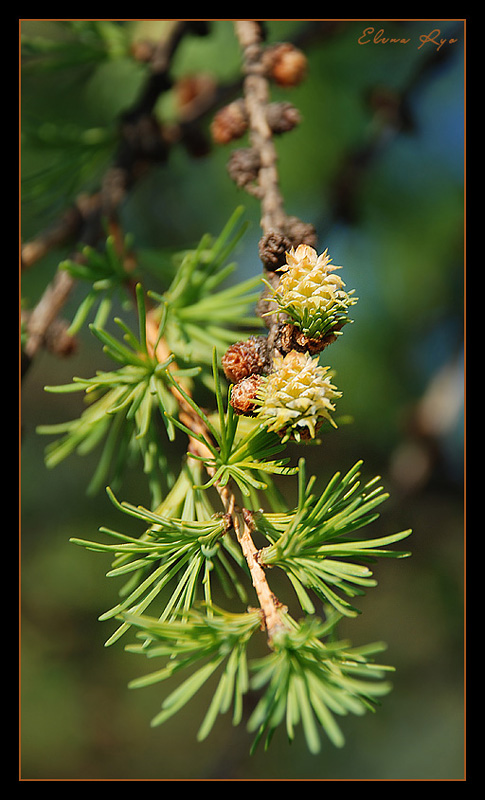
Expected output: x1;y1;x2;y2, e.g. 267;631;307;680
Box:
21;20;465;780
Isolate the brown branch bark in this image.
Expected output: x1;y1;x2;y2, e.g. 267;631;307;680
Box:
234;21;287;235
145;313;286;644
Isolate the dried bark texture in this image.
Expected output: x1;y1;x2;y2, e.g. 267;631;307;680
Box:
234;21;288;235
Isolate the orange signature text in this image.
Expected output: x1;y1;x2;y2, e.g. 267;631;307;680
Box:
358;27;458;51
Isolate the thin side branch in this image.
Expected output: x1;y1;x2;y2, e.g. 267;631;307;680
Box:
203;465;284;641
145;313;285;644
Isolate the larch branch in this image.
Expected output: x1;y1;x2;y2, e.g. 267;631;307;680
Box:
145;313;286;644
234;21;287;234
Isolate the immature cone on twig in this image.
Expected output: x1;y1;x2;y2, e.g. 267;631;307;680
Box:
255;350;342;441
264;243;358;340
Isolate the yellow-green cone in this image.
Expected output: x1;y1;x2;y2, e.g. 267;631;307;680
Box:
264;244;357;338
256;350;341;441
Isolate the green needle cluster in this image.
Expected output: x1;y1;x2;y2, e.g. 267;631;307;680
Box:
257;460;411;617
38;284;196;500
37;209;412;755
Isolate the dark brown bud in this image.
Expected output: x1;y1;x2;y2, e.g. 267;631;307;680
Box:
222;336;270;384
276;323;340;356
282;216;318;248
211;99;248;144
226;147;261;189
229;374;265;416
258;230;292;271
266;101;301;134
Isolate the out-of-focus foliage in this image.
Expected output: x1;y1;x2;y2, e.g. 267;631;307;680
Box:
21;20;464;780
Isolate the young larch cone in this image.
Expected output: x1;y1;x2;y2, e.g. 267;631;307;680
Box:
255;350;341;440
264;243;357;340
